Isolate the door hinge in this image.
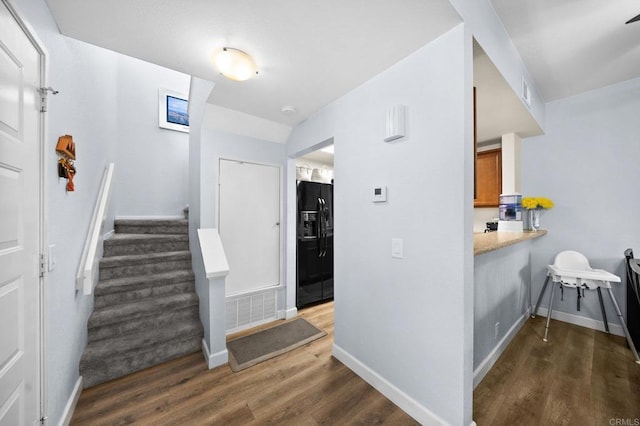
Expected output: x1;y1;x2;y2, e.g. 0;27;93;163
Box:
40;415;47;425
39;253;47;277
39;87;59;112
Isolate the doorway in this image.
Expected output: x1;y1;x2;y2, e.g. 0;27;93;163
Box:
295;144;334;309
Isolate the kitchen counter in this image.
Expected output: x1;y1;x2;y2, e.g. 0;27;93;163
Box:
474;230;547;256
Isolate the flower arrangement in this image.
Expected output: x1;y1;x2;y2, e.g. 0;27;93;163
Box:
522;197;554;210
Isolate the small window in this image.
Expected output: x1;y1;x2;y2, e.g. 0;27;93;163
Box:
158;89;189;133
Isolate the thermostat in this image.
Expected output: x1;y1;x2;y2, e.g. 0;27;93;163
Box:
372;186;387;202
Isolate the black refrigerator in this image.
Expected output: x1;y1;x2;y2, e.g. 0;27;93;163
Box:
296;180;333;308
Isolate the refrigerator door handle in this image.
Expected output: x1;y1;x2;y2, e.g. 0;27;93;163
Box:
320;198;327;257
317;197;323;257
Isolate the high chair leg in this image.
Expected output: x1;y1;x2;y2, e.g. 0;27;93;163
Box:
543;282;557;343
596;287;609;333
532;275;550;318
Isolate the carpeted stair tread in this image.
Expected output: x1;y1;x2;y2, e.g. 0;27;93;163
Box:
103;233;190;256
81;334;202;388
115;219;188;235
95;270;195;296
106;233;189;243
88;293;199;329
88;306;200;343
94;281;195;309
115;219;188;227
82;320;203;360
100;250;191;268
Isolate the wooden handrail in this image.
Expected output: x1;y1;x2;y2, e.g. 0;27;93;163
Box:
76;163;115;295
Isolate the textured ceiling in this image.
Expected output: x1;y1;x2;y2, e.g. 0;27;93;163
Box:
45;0;462;128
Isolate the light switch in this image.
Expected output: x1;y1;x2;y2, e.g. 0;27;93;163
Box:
391;238;403;259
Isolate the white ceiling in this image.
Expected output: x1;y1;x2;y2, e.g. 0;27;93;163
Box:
44;0;461;129
490;0;640;102
43;1;638;143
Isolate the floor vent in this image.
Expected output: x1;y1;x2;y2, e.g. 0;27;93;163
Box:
226;287;277;334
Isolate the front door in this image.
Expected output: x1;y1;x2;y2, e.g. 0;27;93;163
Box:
0;1;42;424
218;159;280;295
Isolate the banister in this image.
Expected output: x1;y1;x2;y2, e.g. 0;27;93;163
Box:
197;228;229;368
76;163;115;295
197;228;230;278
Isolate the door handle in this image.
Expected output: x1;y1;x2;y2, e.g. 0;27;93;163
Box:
320;198;327;257
317;198;323;257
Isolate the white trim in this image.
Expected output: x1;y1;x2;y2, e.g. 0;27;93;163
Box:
332;344;447;426
115;215;184;221
58;376;82;426
473;309;529;388
197;228;229;279
284;307;298;320
217;158;283;290
102;229;115;240
202;339;228;369
533;306;624;337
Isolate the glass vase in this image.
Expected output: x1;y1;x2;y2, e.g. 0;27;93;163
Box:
529;209;541;231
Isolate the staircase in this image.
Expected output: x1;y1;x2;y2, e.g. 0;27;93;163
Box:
80;219;203;388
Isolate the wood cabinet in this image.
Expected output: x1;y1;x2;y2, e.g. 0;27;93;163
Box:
474;148;502;207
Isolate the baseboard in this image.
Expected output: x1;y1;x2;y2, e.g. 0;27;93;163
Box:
102;229;115;240
332;344;447;425
115;215;184;220
58;376;83;426
202;339;228;369
532;306;624;337
285;307;297;320
473;309;530;389
276;309;286;319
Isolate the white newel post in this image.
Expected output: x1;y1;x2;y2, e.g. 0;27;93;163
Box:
197;229;229;368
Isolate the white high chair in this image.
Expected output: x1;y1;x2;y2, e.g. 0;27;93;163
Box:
532;250;640;364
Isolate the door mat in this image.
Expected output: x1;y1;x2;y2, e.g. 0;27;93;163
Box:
227;318;326;372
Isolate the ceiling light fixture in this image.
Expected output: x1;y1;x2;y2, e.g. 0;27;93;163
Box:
281;105;297;115
213;47;258;81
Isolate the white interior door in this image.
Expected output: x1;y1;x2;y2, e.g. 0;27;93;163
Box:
219;159;280;295
0;2;42;425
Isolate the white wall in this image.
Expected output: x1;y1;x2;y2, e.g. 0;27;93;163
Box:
187;77;217;362
12;0;119;423
287;25;473;425
523;77;640;330
114;55;190;218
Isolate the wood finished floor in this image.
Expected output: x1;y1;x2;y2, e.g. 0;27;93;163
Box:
71;302;419;425
71;303;640;425
474;316;640;425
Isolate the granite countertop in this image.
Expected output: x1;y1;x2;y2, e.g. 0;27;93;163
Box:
474;230;547;256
